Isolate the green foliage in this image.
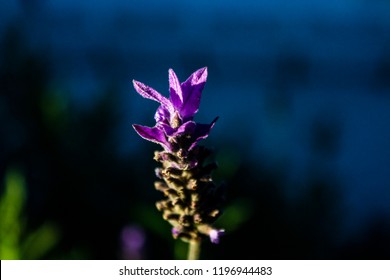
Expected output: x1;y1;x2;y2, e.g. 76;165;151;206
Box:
174;240;188;260
21;222;60;259
216;198;254;231
40;87;69;134
0;168;25;259
0;168;59;259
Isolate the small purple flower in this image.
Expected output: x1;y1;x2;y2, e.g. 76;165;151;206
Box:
121;225;146;259
209;229;225;244
172;227;180;238
132;67;217;152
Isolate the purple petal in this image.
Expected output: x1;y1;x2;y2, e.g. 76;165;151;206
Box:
155;168;163;179
188;117;218;150
133;80;173;113
177;121;196;135
154;105;170;124
180;67;208;120
209;229;225;244
171;227;180;238
160;124;175;136
168;69;183;110
161;121;196;137
132;124;171;151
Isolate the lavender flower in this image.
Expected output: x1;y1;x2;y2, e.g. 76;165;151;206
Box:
132;67;225;253
133;67;218;154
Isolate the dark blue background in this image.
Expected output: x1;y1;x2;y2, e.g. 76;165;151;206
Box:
1;0;390;259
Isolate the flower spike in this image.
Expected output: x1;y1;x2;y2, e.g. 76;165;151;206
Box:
132;67;225;256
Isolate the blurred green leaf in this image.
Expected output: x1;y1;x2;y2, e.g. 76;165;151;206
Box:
214;149;241;181
0;168;59;259
216;198;254;231
0;168;26;259
22;222;60;259
173;240;187;260
40;88;69;134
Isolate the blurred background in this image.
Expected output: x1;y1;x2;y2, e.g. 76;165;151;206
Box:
1;0;390;259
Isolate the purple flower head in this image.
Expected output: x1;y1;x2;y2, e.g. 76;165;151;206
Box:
132;67;217;152
121;225;145;251
209;229;225;244
121;225;146;259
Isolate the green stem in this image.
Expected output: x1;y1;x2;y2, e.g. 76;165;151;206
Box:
187;240;201;260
